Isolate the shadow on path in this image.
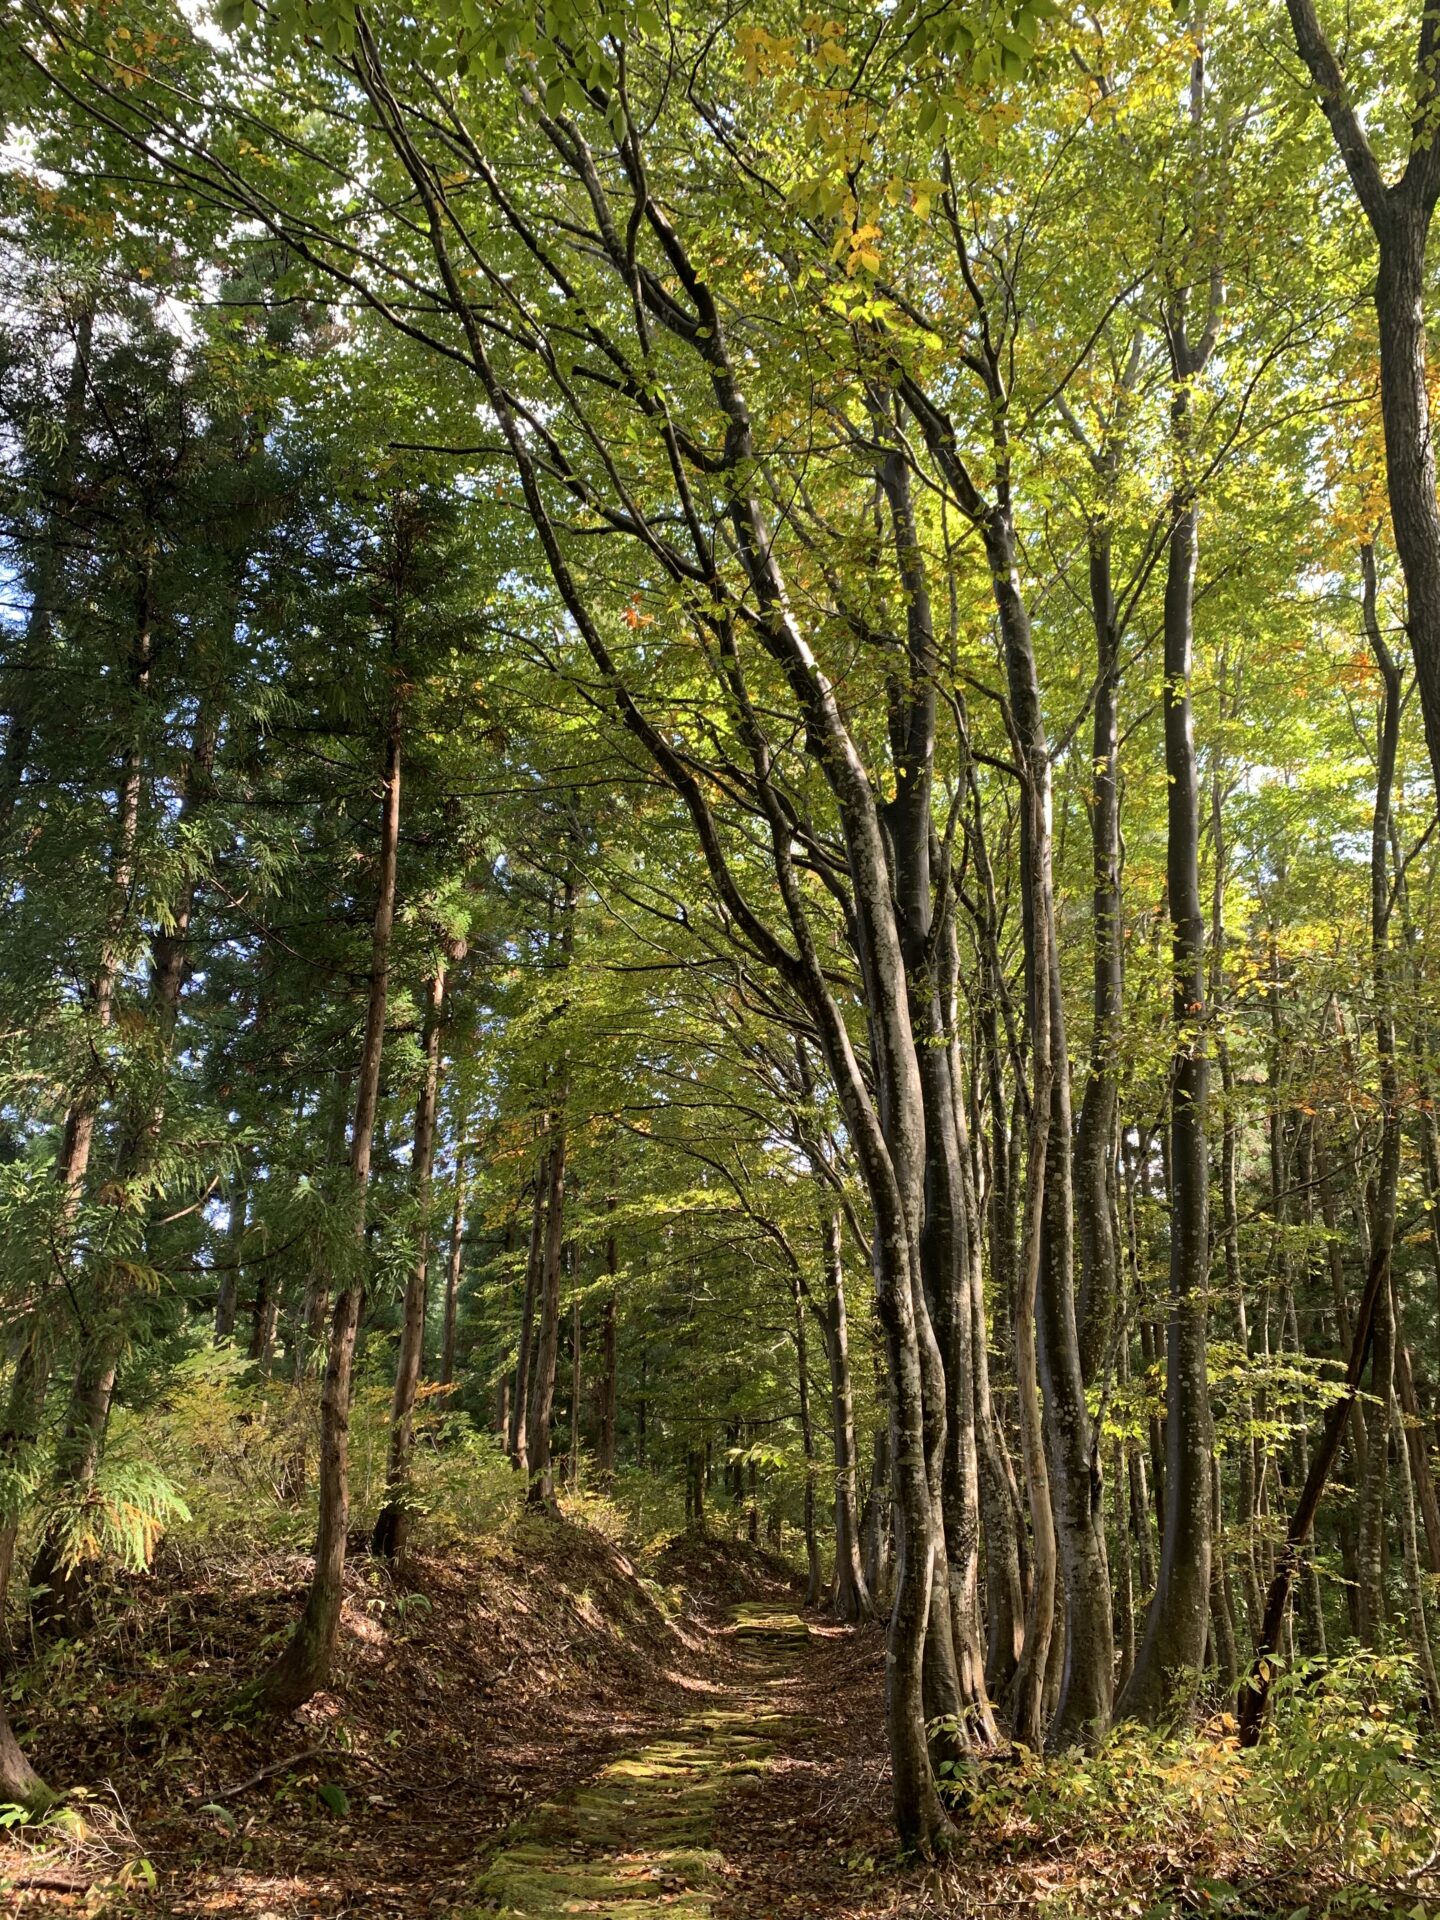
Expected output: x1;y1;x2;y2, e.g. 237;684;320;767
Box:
469;1603;812;1918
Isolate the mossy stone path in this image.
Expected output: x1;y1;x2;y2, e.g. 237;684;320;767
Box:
468;1602;810;1918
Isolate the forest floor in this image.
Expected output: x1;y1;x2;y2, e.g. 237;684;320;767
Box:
2;1516;1415;1919
0;1520;905;1920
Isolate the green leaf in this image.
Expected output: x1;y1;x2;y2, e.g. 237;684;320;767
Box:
315;1782;350;1818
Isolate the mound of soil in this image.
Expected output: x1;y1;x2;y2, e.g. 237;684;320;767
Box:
652;1529;804;1614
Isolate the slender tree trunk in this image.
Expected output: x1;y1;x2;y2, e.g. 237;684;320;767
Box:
1395;1338;1440;1574
967;845;1027;1688
1361;546;1403;1653
863;1423;892;1607
1211;722;1264;1642
947;1008;1023;1689
251;1284;278;1379
1285;1271;1328;1661
787;1043;871;1623
568;1285;582;1492
1075;524;1123;1386
293;1072;353;1391
374;960;449;1557
1118;307;1214;1723
1112;1438;1136;1694
1007;926;1059;1749
1358;1277;1392;1648
526;1122;567;1509
509;1155;547;1472
439;1159;466;1390
1129;1439;1155;1598
598;1212;618;1486
804;1204;871;1621
974;1250;1025;1692
1417;1088;1440;1382
1315;1127;1374;1631
253;672;403;1714
794;1279;822;1606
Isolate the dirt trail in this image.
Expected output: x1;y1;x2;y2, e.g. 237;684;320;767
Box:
470;1604;817;1919
1;1530;893;1918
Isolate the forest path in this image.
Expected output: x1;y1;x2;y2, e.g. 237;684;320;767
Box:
468;1603;816;1919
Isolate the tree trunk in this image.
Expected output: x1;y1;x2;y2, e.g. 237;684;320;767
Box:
1395;1337;1440;1574
1075;523;1123;1387
1358;1277;1392;1648
598;1215;618;1486
1119;470;1212;1723
0;1701;49;1811
509;1154;547;1472
526;1122;567;1509
439;1159;466;1390
876;445;994;1753
818;1209;870;1621
1361;545;1403;1653
1284;1276;1328;1662
1112;1438;1136;1694
862;1424;892;1608
793;1279;822;1607
1211;726;1264;1642
997;510;1114;1747
973;821;1030;1668
1008;1049;1059;1749
293;1072;353;1390
252;673;403;1714
949;1010;1023;1691
568;1286;582;1492
374;960;448;1558
251;1284;278;1380
637;1344;646;1469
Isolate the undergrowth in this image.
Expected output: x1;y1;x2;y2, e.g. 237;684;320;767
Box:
945;1651;1440;1918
